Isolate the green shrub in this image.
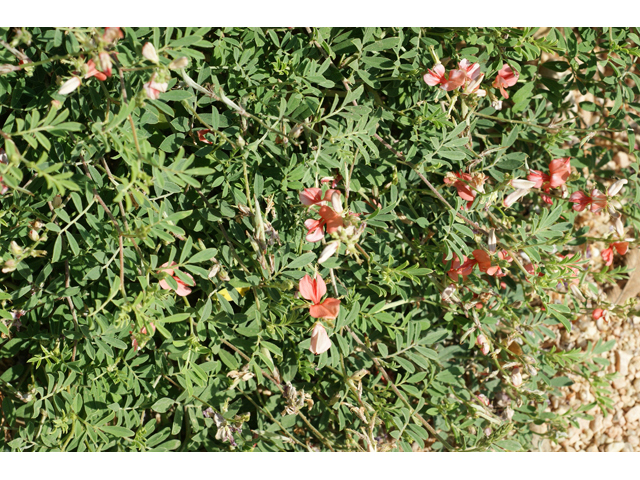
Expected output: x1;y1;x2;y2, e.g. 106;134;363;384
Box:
0;27;637;451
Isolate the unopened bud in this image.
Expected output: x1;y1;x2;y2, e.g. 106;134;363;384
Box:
476;334;489;355
10;241;22;256
169;57;189;70
236;135;246;149
488;228;497;254
28;229;40;242
492;99;503;111
52;195;62;208
318;241;339;264
502;406;514;422
58;76;81;95
142;43;159;63
331;191;343;214
608;179;627;197
511;178;536;190
441;284;458;304
2;259;17;273
0;64;21;75
477;394;490;407
503;188;529;208
511;367;522;388
569;283;585;302
615;217;625;239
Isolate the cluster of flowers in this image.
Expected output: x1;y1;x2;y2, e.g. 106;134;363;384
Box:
503;157;572;208
58;28;123;95
298;274;340;355
444;171;486;209
424;60;519;100
445;248;510;280
300;181;365;265
56;28;187;101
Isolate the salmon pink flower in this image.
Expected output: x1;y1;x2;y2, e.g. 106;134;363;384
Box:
601;247;614;266
299;188;338;207
304;218;325;242
613;241;629;255
493;64;519;99
84;59;107;81
309;322;332;355
299;274;340;319
444;171;486;209
459;59;486;97
589;189;608;214
444;254;475;282
527;158;571;204
472;249;502;276
424;64;466;91
569;190;593;212
159;261;194;296
423;63;446;86
592;308;604;320
319;205;343;234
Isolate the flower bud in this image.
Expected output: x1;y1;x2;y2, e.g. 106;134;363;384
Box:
331;191;343;214
10;241;22;256
476;334;489;355
58;76;81;95
0;64;20;75
608;179;627;197
169;56;189;70
503;188;529;208
142;43;159;63
52;195;62;208
2;259;17;273
488;228;497;254
615;217;625;239
570;283;585;302
441;284;458;304
477;394;490;407
99;52;112;77
511;367;522;388
28;229;40;242
492;99;503;111
309;322;331;355
511;178;536;190
318;241;339;264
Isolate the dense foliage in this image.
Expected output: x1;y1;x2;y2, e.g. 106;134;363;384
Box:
1;27;638;452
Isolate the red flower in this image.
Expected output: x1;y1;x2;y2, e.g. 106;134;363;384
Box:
299;274;340;319
527;158;571;204
299;188;338;207
423;64;465;91
198;129;214;145
592;308;604;320
492;64;519;99
158;261;194;296
472;249;502;276
84;60;107;81
444;171;486;209
444;254;475;282
589;189;607;214
601;247;614;266
569;190;592;212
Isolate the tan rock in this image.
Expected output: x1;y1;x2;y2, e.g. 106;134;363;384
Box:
607;426;623;440
590;415;604;432
530;423;548;434
586;445;599;452
606;442;625;452
627;435;639;446
625;405;640;423
616;351;632;375
613;377;628;390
